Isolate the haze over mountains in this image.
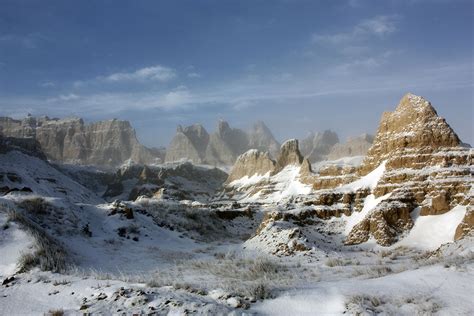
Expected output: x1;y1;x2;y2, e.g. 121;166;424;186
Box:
0;114;377;168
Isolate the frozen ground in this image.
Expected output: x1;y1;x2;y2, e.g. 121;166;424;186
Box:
0;151;473;315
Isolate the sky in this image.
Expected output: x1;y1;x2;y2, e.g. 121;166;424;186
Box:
0;0;472;147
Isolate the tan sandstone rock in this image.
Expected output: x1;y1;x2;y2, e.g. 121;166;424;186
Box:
273;139;304;174
226;149;276;184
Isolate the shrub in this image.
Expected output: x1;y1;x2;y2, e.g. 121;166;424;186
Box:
18;197;49;214
250;283;272;300
325;258;346;267
47;309;64;316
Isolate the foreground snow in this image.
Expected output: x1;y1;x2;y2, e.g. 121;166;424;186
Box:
0;151;472;315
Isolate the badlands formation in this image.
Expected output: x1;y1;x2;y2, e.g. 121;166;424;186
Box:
0;93;472;315
165;120;280;166
0;116;161;166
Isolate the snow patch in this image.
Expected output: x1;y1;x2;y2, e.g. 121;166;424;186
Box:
338;160;387;193
396;205;467;250
344;193;392;235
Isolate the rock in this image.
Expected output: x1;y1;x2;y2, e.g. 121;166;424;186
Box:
165;120;280;166
273;139;304;174
226;149;275;183
327;134;373;160
165;124;209;163
345;190;416;246
420;191;451;216
0;134;47;159
455;206;474;240
0;116;159;166
103;162;228;201
247;121;280;158
205;120;249;166
2;276;15;286
342;93;473;246
97;293;108;300
361;93;461;174
300;130;339;163
299;158;315;184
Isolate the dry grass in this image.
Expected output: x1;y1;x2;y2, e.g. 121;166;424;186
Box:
8;210;70;273
46;309;64;316
18;197;49;214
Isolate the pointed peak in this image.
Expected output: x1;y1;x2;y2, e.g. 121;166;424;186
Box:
280;138;299;150
397;93;437;115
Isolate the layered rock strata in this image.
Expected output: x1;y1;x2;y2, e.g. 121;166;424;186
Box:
0;116;157;166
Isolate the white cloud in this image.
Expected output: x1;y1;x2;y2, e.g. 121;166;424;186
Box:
47;93;80;103
58;93;80;101
312;15;399;45
39;81;56;88
105;65;177;82
187;72;201;78
159;86;192;109
356;15;397;36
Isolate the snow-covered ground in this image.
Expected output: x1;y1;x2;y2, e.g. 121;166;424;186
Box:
0;151;472;315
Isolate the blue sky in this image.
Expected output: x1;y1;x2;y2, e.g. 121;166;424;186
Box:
0;0;472;147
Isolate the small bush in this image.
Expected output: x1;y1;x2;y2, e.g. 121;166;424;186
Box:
18;197;49;214
250;283;272;300
366;265;393;278
325;258;346;267
248;258;280;276
46;309;64;316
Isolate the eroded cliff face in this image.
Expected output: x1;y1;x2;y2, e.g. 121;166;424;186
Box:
226;149;275;184
328;134;374;161
273;139;304;174
205;120;250;166
300;130;339;163
361;93;462;174
345;93;472;245
226;93;472;248
165;124;209;164
247;121;280;159
165;120;280;166
0;116;158;166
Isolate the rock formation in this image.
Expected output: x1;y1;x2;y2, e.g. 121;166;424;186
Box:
165;124;209;164
226;149;275;184
273;139;304;174
345;93;472;245
165;120;280;166
327;134;374;160
300;130;339;163
205;120;250;166
361;93;462;174
345;189;416;246
0;115;158;166
239;93;472;247
103;162;228;202
0;134;47;160
247;121;280;158
224;139;316;201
